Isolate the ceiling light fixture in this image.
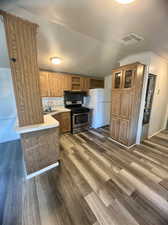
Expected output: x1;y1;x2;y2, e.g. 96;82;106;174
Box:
50;57;62;65
115;0;135;4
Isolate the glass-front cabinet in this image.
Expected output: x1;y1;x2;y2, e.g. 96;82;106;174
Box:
113;70;122;89
123;69;135;89
113;68;135;89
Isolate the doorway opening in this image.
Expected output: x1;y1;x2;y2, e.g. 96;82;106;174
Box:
141;74;156;141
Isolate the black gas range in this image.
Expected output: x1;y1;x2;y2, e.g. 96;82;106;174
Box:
64;91;90;134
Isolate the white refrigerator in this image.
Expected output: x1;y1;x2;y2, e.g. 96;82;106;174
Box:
85;88;111;129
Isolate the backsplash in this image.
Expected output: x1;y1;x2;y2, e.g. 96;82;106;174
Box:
42;96;89;111
42;97;64;111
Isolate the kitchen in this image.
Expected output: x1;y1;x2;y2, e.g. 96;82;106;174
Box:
1;0;168;225
40;71;105;134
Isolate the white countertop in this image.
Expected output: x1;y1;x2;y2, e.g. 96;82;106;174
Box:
16;114;59;134
16;107;70;134
44;107;70;115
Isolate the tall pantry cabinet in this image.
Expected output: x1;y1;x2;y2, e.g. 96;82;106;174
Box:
110;63;145;147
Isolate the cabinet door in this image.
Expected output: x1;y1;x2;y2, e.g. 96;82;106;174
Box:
122;69;135;89
120;91;132;120
57;73;71;96
63;74;71;92
90;79;104;89
39;71;49;97
52;113;61;123
60;112;71;133
81;77;90;92
110;117;120;140
48;73;57;97
111;92;121;117
118;119;129;145
112;70;123;89
48;73;62;97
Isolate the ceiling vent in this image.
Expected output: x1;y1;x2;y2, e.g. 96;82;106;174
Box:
121;33;144;45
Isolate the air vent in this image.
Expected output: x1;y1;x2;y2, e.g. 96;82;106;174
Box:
121;33;144;45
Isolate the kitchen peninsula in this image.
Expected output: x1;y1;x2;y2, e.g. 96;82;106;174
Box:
1;10;61;178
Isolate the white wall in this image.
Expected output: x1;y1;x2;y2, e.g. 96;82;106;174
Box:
120;51;168;139
148;54;168;136
104;75;112;124
105;74;112;90
0;68;20;143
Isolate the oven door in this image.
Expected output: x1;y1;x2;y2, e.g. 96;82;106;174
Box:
73;113;89;127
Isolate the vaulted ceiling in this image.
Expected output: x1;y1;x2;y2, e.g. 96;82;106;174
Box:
1;0;168;77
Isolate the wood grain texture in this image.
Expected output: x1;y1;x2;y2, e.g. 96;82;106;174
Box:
110;63;145;146
21;127;60;175
90;79;104;89
52;112;71;133
39;70;104;96
1;129;168;225
2;10;43;126
81;77;90;92
39;71;49;97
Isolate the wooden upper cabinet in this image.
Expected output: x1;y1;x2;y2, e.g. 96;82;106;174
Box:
111;92;121;117
39;70;104;97
112;67;136;90
81;77;90;92
90;79;104;89
63;74;71;93
122;68;136;89
112;70;123;89
71;75;81;91
39;71;49;97
48;72;60;97
39;71;71;97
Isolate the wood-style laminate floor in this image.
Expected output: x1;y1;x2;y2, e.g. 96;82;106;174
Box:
1;128;168;225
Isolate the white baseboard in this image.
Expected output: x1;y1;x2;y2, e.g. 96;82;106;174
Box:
148;128;165;139
26;161;60;180
107;137;136;149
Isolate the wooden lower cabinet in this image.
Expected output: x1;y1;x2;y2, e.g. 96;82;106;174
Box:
110;117;120;140
120;91;133;120
60;112;71;133
110;118;129;145
118;119;129;145
21;127;60;175
52;112;71;133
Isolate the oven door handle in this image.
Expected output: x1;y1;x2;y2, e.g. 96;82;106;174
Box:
73;112;89;116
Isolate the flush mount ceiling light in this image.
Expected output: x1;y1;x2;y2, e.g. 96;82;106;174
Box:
50;57;62;65
115;0;135;4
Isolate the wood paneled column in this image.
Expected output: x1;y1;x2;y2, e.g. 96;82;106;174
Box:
0;10;43;126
